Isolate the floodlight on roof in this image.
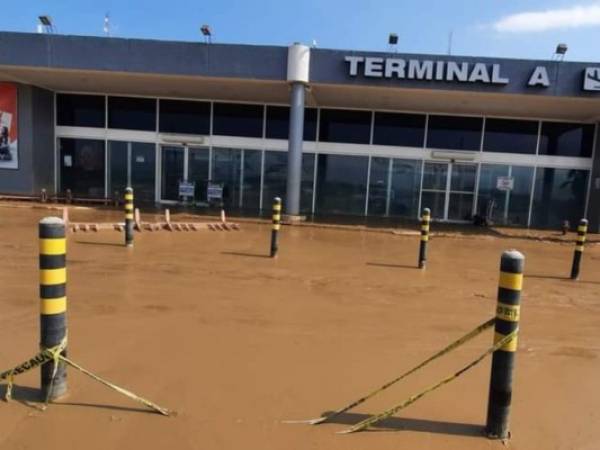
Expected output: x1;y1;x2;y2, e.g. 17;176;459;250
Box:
555;43;568;55
38;15;52;26
388;33;398;45
200;25;211;36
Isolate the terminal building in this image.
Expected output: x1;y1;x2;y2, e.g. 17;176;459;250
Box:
0;31;599;230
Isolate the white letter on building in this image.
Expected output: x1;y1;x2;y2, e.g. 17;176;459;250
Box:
491;64;509;84
468;63;491;83
528;66;550;87
365;58;384;77
446;62;469;82
435;61;445;80
385;58;406;78
345;56;365;76
407;60;433;80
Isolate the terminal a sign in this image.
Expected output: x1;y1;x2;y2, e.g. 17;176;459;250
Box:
344;56;600;91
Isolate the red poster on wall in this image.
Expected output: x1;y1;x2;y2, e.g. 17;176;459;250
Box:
0;82;18;169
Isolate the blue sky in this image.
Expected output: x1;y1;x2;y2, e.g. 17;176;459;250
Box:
1;0;600;62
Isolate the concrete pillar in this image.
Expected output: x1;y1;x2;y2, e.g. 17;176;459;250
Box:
586;124;600;232
285;43;310;218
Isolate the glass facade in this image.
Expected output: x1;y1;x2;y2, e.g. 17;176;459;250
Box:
319;109;371;144
55;93;595;228
427;115;483;151
212;103;263;138
59;138;106;198
108;141;156;203
539;122;595;157
483;119;538;154
373;112;425;147
531;168;589;228
108;96;156;131
315;154;369;215
57;94;105;128
159;100;210;135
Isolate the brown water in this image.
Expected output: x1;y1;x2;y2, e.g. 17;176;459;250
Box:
1;204;599;450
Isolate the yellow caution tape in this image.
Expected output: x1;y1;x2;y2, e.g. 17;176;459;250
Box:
284;317;495;425
1;339;169;416
338;328;518;434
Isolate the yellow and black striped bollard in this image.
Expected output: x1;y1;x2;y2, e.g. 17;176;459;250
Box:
486;249;524;439
418;207;431;269
124;187;134;247
570;218;587;280
39;217;68;400
270;197;282;258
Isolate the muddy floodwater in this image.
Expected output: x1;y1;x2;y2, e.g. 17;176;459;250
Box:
1;204;599;450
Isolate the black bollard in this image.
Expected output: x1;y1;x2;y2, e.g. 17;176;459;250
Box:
486;249;524;439
418;207;431;269
39;217;68;400
270;197;282;258
570;218;587;280
124;187;134;247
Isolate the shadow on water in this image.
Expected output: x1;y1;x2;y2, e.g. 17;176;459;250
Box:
221;251;271;259
366;262;418;270
318;411;484;437
74;240;125;248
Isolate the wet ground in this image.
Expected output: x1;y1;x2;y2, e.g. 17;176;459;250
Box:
1;203;599;450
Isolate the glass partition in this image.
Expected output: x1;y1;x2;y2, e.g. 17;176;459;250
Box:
188;147;210;202
315;154;368;215
389;159;421;218
367;157;389;216
211;148;242;209
242;149;262;211
531;168;589;228
59;138;106;198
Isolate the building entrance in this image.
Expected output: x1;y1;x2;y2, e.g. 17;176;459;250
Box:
421;161;476;221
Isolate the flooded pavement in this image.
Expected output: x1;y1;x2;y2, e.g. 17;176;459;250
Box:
1;204;599;450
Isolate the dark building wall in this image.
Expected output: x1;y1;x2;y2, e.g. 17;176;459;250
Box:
587;124;600;232
0;83;54;195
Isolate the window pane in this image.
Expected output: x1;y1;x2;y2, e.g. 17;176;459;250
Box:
316;154;368;215
159;99;210;135
368;157;389;216
161;146;184;201
242;150;262;210
508;166;534;226
427;115;483;151
483;119;538;154
108;96;156;131
211;148;242;209
539;122;594;157
373;112;425;147
213;103;263;138
108;141;128;199
108;141;155;203
265;106;317;141
59;138;105;198
450;164;476;192
319;109;371;144
57;94;105;128
422;162;447;190
389;159;421;218
476;164;509;224
448;193;474;221
262;152;315;213
188;147;210;203
531;168;589;228
420;191;445;219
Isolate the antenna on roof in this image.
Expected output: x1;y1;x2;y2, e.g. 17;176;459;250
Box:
447;30;453;55
103;12;111;37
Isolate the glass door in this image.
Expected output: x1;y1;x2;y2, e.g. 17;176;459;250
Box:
161;145;185;201
420;161;476;221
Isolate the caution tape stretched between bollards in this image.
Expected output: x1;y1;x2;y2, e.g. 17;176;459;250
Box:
338;328;519;434
284;317;495;425
0;340;170;416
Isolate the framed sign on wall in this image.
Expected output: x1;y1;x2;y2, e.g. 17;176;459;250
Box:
0;82;18;169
